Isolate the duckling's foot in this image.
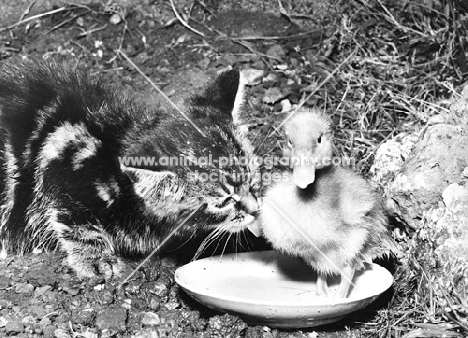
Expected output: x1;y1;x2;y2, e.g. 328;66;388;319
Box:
316;273;329;297
334;266;355;299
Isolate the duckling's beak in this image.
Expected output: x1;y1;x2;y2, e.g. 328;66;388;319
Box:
292;163;316;189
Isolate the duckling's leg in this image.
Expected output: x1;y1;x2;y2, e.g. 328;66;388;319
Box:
334;266;355;299
316;273;329;297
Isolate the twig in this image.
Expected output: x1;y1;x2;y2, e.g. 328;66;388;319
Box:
225;28;327;42
0;6;71;32
375;0;426;37
169;0;205;37
19;1;37;21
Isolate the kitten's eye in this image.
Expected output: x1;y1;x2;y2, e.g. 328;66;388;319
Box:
287;139;293;148
317;135;322;144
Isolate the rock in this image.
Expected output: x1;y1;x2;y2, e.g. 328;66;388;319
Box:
385;123;468;228
95;305;127;332
443;183;468;213
35;285;52;296
72;309;95;325
29;304;48;319
42;325;56;338
148;296;161;311
5;320;24;334
54;328;71;338
141;312;161;326
266;45;286;60
372;84;468;281
370;132;419;187
133;328;159;338
263;87;286;105
0;275;10;289
21;315;36;325
242;69;264;85
15;282;35;294
109;13;122;25
463;167;468;178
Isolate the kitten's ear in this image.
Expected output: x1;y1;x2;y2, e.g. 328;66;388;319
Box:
195;69;252;153
230;70;251;155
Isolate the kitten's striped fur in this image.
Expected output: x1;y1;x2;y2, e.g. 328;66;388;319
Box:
0;58;259;278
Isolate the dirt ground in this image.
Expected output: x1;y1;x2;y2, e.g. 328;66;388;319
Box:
0;1;395;337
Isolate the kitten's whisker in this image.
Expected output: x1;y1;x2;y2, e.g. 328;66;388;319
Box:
192;227;224;261
220;231;233;260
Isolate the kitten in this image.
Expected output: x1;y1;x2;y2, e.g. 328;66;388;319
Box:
0;58;259;278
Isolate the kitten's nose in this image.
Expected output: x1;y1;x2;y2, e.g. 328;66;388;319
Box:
292;164;316;189
232;193;259;215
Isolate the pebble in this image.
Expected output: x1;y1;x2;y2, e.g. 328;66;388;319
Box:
109;13;122;25
5;320;24;334
42;325;55;338
15;282;35;294
35;285;52;296
266;45;286;59
95;306;127;332
263;87;286;104
54;328;71;338
141;311;161;326
148;296;160;311
242;69;264;85
462;167;468;178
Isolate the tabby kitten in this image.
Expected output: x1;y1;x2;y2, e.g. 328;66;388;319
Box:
0;58;259;278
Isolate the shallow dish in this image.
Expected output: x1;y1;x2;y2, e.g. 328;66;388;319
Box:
175;250;393;328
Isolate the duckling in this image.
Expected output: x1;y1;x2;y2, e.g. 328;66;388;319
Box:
260;110;394;299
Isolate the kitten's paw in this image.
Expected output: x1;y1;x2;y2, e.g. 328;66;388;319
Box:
67;254;124;280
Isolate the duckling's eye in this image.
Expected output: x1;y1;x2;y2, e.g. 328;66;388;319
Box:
317;135;322;144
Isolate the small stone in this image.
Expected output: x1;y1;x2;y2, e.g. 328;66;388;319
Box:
21;315;36;325
109;13;122;25
5;320;24;334
242;69;264;85
95;305;127;332
148;296;160;311
35;285;52;296
72;309;95;325
462;167;468;178
0;316;7;327
198;57;211;70
141;312;161;326
42;325;55;338
263;87;286;104
54;328;71;338
266;45;286;59
62;286;80;296
15;282;35;294
134;329;159;338
0;275;10;289
163;302;179;310
76;17;85;26
150;282;168;297
29;305;47;319
280;99;292;112
442;183;468;213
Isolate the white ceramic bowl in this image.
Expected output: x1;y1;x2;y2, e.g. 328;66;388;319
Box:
175;250;393;328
